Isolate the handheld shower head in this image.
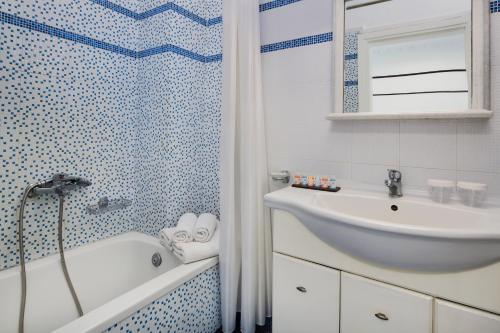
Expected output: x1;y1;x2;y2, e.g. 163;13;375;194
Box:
30;173;92;197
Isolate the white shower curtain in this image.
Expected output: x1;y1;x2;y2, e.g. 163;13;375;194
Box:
219;1;273;333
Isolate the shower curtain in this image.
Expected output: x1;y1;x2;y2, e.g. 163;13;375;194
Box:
219;1;273;332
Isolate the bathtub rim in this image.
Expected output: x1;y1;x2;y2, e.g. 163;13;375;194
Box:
51;232;218;333
1;231;169;275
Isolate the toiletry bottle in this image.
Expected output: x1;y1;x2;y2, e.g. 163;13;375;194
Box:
329;176;337;189
320;176;329;189
307;175;316;187
294;174;301;185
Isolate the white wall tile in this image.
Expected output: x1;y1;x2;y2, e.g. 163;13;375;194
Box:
260;0;332;45
351;163;398;187
264;81;321;161
351;120;400;165
261;42;332;85
456;171;500;197
491;65;500;111
268;156;350;178
457;116;500;172
264;82;354;163
490;15;500;67
400;120;457;169
261;4;500;194
400;167;456;191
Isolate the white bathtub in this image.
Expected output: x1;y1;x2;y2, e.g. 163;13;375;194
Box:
0;232;218;333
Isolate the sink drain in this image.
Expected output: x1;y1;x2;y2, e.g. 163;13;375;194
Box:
391;205;398;211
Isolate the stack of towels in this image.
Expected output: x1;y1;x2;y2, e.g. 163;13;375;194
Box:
159;212;219;264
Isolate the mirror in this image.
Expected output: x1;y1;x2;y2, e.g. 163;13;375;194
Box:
341;0;478;115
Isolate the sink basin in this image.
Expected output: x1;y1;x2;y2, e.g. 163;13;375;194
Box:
264;187;500;272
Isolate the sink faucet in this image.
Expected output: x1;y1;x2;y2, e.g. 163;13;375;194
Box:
385;169;402;197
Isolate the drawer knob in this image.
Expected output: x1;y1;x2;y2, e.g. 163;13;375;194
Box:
374;313;389;321
296;286;307;293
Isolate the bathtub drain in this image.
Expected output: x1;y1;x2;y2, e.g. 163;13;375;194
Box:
152;253;162;267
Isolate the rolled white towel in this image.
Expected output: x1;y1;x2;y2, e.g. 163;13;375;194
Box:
173;213;197;243
159;227;176;251
194;213;218;242
173;228;219;264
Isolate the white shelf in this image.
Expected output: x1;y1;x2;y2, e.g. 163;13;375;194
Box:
327;109;493;121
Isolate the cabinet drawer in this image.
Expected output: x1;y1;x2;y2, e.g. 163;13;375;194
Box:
435;299;500;333
340;272;432;333
273;253;340;333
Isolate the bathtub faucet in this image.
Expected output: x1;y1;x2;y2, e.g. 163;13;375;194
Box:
29;173;92;197
18;173;91;332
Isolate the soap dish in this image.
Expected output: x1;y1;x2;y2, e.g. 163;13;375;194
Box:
87;197;132;215
427;179;455;203
457;182;487;207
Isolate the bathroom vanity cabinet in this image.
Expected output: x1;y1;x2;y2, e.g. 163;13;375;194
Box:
271;209;500;333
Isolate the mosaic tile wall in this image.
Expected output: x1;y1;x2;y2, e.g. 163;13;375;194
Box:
105;265;221;333
0;0;222;270
0;0;139;270
134;0;222;236
344;33;359;113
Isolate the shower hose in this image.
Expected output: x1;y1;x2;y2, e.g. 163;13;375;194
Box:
18;190;83;333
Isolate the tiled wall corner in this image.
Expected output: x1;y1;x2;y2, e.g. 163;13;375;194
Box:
0;0;223;269
134;0;222;236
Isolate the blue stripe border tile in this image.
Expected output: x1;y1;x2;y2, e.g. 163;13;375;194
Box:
137;44;222;62
491;0;500;13
345;53;358;61
90;0;223;26
207;16;223;26
260;0;302;12
89;0;140;19
261;32;332;53
0;11;222;62
0;11;137;57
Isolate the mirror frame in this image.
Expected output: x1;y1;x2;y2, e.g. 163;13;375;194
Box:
329;0;492;120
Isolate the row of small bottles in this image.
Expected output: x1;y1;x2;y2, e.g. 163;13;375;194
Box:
293;174;337;190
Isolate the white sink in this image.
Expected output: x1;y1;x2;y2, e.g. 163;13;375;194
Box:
264;187;500;272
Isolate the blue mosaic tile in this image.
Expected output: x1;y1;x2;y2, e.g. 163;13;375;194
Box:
106;265;221;333
91;0;223;26
492;0;500;13
133;0;222;234
0;0;137;49
261;32;333;53
344;80;359;87
89;0;140;19
207;16;223;26
134;60;221;234
0;11;221;62
0;0;222;269
1;0;222;330
344;85;359;113
0;11;137;58
0;22;138;268
137;3;222;60
260;0;302;12
344;33;359;113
